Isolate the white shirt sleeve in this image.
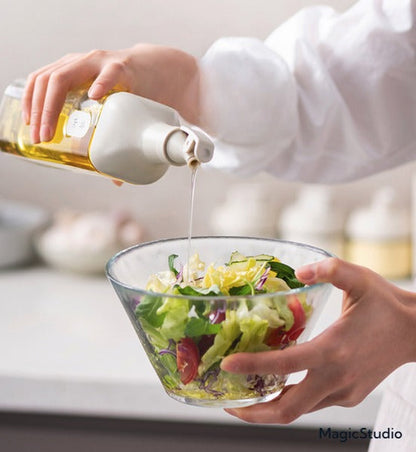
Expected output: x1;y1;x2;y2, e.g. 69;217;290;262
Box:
200;0;416;183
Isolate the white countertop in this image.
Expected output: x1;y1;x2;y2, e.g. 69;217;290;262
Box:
0;266;388;428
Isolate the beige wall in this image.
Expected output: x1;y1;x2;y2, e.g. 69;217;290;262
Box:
0;0;413;239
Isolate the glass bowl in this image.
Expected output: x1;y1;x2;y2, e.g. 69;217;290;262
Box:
106;236;333;408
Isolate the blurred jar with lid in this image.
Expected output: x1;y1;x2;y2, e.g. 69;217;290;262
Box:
345;187;411;280
277;185;345;258
210;182;278;237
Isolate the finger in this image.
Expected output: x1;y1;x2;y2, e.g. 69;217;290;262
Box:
30;76;49;143
295;257;372;298
22;54;81;124
112;179;123;187
39;79;69;142
225;374;329;424
39;60;108;142
88;62;128;99
221;340;323;375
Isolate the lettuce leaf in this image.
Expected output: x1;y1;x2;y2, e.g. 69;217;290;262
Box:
267;261;304;289
168;254;179;276
184;317;222;337
139;318;169;350
135;295;165;327
157;297;190;341
234;316;269;353
249;302;285;329
176;284;221;297
271;296;294;331
198;310;241;374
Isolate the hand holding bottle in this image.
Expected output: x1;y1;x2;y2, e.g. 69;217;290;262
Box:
221;258;416;424
1;78;213;184
22;44;201;143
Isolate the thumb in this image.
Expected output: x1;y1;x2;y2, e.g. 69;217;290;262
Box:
295;257;372;297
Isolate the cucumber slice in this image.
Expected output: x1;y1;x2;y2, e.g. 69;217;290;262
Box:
252;254;274;262
227;251;247;265
227;252;274;266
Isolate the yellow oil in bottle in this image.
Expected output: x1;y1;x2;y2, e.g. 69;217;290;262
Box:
0;81;105;172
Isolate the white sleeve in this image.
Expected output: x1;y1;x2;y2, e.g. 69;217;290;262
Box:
200;0;416;183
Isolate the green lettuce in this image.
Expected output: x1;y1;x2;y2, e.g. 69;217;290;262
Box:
267;261;305;289
198;310;241;374
271;296;294;331
249;302;285;329
157;297;190;341
234;316;269;353
185;317;222;337
135;295;165;327
139;318;169;350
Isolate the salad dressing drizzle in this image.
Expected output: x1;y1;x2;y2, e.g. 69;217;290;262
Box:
185;165;198;284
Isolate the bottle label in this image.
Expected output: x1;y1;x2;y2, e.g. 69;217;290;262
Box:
5;84;24;99
66;110;91;138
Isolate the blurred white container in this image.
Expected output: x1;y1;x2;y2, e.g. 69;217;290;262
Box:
36;210;144;275
277;186;345;258
0;200;49;268
210;182;277;237
346;187;411;280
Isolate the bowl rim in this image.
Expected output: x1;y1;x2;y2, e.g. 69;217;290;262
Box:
106;236;334;301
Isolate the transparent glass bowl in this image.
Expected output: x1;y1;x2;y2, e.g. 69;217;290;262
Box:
106;236;333;408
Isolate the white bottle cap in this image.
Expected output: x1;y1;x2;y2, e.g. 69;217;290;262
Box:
346;187;410;240
165;126;214;168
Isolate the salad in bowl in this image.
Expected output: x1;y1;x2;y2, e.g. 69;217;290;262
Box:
106;237;333;408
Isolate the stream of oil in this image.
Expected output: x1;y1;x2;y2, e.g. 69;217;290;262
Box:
185;165;198;284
